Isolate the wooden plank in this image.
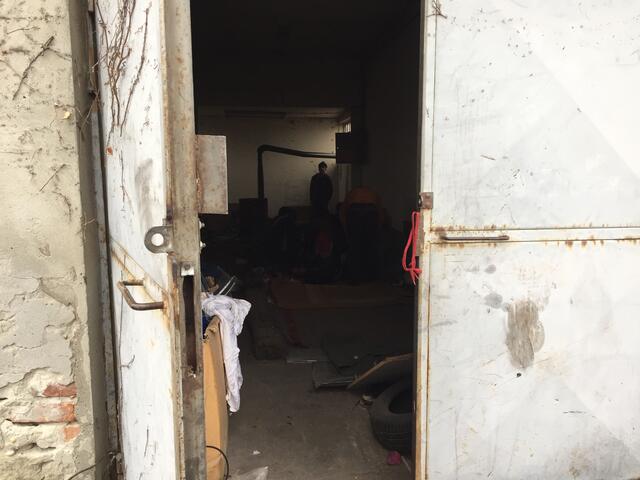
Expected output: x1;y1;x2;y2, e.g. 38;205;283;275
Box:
312;362;355;389
348;353;413;390
203;318;228;480
269;279;412;310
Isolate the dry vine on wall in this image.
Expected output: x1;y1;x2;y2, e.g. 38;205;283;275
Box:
95;0;150;139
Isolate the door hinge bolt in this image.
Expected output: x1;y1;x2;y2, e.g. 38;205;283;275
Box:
181;263;195;276
200;241;206;250
418;192;433;210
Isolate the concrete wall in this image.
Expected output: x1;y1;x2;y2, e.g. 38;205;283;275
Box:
0;2;108;479
199;116;340;217
362;18;420;230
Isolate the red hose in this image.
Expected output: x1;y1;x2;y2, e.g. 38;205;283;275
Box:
402;211;422;285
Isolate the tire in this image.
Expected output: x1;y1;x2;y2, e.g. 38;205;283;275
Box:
369;379;413;453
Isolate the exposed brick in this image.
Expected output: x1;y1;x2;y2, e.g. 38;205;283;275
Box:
9;401;76;424
63;424;80;442
42;383;77;398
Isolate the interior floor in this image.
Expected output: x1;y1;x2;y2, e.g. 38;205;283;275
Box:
227;333;412;480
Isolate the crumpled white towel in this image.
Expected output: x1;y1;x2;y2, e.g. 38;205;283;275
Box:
202;293;251;412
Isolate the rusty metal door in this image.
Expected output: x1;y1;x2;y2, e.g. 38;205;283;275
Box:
415;1;640;478
93;0;204;478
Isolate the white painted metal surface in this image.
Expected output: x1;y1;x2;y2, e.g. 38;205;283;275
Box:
97;0;170;288
196;135;228;214
110;242;176;479
95;0;180;478
416;1;640;478
430;1;640;231
427;241;640;478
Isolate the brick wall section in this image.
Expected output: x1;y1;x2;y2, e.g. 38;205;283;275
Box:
0;1;106;478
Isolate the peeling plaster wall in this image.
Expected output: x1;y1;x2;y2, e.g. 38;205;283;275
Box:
0;1;108;479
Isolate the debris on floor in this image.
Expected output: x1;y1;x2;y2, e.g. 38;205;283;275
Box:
245;287;288;360
233;466;269;480
202;294;251;412
311;361;355;388
387;451;402;465
369;379;413;454
227;354;411;479
348;353;413;390
268;279;414;348
361;394;374;406
285;346;328;364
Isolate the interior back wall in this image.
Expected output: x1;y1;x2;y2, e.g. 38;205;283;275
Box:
198;115;339;217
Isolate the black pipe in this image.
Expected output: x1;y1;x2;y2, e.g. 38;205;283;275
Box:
257;144;336;200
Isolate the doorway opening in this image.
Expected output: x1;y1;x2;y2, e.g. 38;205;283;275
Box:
190;1;421;477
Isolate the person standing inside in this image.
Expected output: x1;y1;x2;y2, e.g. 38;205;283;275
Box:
309;161;333;218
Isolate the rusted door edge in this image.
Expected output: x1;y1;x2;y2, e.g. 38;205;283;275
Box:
161;0;206;476
414;0;438;476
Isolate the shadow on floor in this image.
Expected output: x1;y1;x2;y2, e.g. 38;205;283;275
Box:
226;337;412;480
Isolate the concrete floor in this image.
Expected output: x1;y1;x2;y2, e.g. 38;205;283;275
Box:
227;350;412;479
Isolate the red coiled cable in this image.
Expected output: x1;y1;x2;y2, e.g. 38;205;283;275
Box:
402;211;422;285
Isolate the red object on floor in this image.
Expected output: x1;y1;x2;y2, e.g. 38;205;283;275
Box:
402;211;422;285
387;450;402;465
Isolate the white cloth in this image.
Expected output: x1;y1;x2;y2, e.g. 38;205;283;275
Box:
202;294;251;412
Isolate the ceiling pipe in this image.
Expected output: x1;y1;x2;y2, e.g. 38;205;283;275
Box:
257;144;336;200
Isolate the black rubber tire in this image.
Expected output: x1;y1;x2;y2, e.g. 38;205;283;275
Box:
369;379;413;454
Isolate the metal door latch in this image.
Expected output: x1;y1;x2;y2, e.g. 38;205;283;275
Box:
117;280;165;311
439;234;510;242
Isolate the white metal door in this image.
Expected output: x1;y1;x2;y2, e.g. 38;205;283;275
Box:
93;0;204;478
416;1;640;478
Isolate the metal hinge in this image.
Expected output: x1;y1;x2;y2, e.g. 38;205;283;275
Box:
144;224;174;253
418;192;433;210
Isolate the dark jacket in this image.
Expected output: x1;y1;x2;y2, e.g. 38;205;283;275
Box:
309;172;333;210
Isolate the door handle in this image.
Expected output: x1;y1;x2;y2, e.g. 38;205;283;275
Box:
438;234;510;242
117;280;165;311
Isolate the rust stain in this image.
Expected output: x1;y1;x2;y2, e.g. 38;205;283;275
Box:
160;292;171;332
569;465;580;478
505;299;545;369
621;236;639;244
110;245;170;331
433;224;510;231
110;246;136;278
565;240;573;248
581;240;588;247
